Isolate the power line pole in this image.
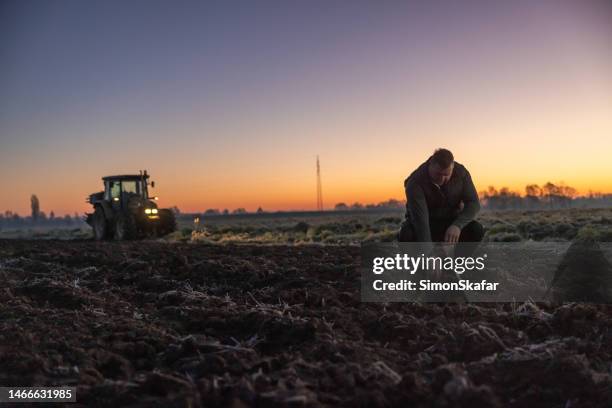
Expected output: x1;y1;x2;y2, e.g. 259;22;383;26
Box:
316;155;323;211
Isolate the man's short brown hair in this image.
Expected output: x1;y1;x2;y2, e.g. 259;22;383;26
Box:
430;148;454;168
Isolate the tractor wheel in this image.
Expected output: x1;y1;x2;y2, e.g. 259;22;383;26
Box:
114;212;137;240
158;209;177;237
92;207;108;240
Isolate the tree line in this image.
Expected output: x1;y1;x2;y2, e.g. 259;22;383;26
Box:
333;199;404;211
332;183;612;212
479;182;612;210
0;194;85;228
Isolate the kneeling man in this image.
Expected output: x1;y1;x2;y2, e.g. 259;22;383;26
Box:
399;148;484;243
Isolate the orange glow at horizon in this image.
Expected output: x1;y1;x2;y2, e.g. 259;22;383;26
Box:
2;100;612;216
2;97;612;216
2;149;611;217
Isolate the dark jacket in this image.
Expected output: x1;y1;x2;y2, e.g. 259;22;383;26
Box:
404;158;480;242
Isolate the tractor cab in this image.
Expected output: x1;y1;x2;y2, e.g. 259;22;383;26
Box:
103;173;153;211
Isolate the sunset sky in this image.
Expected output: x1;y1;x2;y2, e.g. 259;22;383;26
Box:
2;1;612;215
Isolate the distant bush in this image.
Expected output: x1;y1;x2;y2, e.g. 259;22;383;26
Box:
375;216;402;225
487;224;517;234
592;217;612;225
489;233;522;242
530;224;555;240
553;223;578;240
599;229;612;241
293;221;310;233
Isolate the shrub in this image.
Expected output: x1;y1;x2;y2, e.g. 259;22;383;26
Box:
597;227;612;242
487;224;517;234
375;216;402;225
554;223;577;240
517;221;537;235
293;221;310;233
489;233;522;242
530;224;554;240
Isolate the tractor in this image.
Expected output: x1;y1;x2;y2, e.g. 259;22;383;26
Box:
86;170;176;240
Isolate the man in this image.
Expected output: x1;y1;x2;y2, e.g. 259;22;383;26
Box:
398;148;484;243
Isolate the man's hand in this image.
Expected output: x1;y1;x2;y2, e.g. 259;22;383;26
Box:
444;225;461;244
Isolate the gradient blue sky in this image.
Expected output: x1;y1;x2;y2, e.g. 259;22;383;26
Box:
2;1;611;215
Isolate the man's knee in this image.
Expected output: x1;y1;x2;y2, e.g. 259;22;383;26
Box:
460;220;484;242
398;220;415;242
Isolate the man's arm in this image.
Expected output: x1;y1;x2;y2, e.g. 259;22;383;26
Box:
452;170;480;229
406;181;432;242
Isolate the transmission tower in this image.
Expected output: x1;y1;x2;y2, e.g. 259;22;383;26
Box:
316;155;323;211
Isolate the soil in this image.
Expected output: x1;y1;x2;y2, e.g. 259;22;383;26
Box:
1;239;611;407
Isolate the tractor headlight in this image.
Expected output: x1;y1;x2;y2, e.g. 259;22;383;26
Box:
145;208;152;214
151;208;158;214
